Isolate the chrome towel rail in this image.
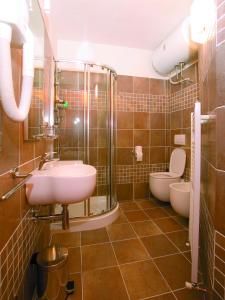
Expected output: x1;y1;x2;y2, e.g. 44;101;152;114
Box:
1;167;32;201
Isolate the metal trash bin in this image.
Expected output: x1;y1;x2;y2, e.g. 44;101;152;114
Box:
37;245;69;300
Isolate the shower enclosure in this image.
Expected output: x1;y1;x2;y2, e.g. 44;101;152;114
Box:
54;60;117;220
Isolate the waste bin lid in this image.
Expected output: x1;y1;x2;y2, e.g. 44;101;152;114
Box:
37;245;68;269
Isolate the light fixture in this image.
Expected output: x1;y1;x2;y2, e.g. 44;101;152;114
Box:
190;0;216;44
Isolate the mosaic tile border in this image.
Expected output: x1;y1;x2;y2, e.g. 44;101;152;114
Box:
116;163;168;184
32;88;44;109
200;197;215;293
0;210;43;299
214;231;225;299
169;83;199;113
217;0;225;47
59;89;107;111
117;92;169;113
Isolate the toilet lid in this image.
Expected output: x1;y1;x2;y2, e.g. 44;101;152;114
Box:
169;148;186;177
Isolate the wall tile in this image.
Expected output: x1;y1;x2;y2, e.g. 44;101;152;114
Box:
90;110;97;128
117;112;133;129
134;182;149;199
117;130;133;147
150;79;167;95
0;44;51;298
216;43;225;107
134;112;149;129
216;106;225;170
150;113;166;129
134;130;149;147
98;148;107;165
117;75;133;93
117;148;133;165
208;57;217;112
171;111;182;130
150;147;166;164
182;107;193;128
133;77;149;94
116;183;133;202
150;130;166;147
215;170;225;233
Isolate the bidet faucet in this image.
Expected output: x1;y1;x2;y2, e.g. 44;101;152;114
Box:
38;152;56;170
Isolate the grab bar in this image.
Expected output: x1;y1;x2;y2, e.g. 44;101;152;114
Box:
1;167;32;201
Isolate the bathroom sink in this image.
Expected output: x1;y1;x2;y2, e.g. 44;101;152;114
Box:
26;162;96;205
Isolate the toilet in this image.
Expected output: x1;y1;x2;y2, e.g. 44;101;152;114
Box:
149;148;186;202
170;182;190;218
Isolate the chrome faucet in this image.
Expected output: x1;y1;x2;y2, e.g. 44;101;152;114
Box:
38;152;56;170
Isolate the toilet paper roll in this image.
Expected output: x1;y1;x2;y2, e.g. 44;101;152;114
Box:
135;146;143;161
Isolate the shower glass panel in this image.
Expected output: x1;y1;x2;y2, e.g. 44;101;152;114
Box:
54;61;117;219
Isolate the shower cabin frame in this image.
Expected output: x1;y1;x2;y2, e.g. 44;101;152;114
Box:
54;59;118;222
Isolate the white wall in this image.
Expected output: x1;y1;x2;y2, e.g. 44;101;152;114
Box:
56;40;165;79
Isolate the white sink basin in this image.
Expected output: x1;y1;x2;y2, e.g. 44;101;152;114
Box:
26;161;96;205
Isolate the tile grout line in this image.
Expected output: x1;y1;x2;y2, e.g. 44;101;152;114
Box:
123;201;192;297
129;210;177;298
143;204;193;296
105;227;131;300
52;199;192;300
79;232;83;300
109;213;183;299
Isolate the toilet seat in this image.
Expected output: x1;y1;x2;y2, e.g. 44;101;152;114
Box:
149;148;186;202
150;172;180;179
169;148;186;177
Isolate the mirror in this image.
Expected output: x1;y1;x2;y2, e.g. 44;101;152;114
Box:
24;0;45;140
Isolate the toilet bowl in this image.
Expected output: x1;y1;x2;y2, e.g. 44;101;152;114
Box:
149;148;186;202
170;182;190;218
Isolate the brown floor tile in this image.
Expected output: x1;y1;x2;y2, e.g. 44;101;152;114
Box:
173;216;189;228
166;230;190;252
151;197;170;207
162;206;178;216
81;228;109;245
146;293;176;300
82;243;116;271
83;267;129;300
120;202;140;211
136;199;158;209
107;223;136;241
142;235;179;258
112;238;149;264
68;247;81;274
145;208;170;219
174;288;205;299
68;273;82;300
154;254;191;290
131;221;162;237
124;210;149;222
112;212;128;224
120;260;170;299
51;232;80;247
154;218;183;233
183;251;191;262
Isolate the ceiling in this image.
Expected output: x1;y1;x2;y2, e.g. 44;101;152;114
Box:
50;0;193;50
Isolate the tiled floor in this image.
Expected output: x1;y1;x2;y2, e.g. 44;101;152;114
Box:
51;197;205;300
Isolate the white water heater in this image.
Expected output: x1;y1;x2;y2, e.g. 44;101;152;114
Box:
152;18;198;76
0;0;34;121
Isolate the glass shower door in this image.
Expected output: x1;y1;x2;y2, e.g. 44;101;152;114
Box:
54;61;117;219
86;65;111;215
